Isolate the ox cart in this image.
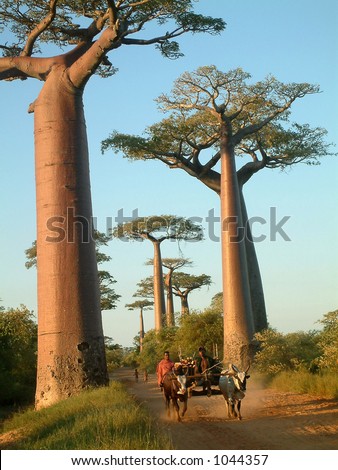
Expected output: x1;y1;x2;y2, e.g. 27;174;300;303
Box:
175;358;223;397
162;359;251;421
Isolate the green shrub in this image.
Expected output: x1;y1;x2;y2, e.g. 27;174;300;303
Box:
254;328;321;375
316;310;338;371
138;310;223;372
175;309;223;359
105;346;124;371
0;305;37;405
138;327;178;372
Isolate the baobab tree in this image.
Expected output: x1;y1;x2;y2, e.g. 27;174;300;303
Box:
171;271;212;315
112;215;203;330
125;300;153;352
103;66;332;366
0;2;224;408
146;257;192;326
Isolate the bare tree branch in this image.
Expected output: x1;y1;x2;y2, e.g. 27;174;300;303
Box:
21;0;58;57
107;0;118;25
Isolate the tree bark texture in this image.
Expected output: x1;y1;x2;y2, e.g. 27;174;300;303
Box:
196;170;268;333
220;124;255;368
239;188;268;332
152;241;166;331
34;67;108;409
180;295;189;316
164;270;175;327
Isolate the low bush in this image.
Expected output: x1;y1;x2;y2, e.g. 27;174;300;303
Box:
0;305;37;405
269;370;338;399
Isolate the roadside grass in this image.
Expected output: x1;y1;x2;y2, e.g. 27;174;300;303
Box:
266;370;338;399
0;381;173;450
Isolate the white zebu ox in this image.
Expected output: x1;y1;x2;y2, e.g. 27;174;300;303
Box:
218;364;250;420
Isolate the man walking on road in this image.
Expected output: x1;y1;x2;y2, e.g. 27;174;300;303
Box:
156;351;174;388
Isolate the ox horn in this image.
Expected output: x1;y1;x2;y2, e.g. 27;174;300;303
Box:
245;363;251;373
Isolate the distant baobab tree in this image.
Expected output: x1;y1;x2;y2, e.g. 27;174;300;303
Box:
125;300;153;352
146;257;192;326
171;272;212;315
112;215;203;331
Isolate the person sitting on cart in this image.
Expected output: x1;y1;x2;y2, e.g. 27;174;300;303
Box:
194;346;214;385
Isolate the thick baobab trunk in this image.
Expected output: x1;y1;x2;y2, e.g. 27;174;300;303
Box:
180;295;189;316
164;270;175;327
198;170;267;333
139;308;144;352
152;241;166;331
239;188;268;332
34;67;108;409
220;125;255;368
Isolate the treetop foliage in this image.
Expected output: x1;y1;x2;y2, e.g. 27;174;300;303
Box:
132;269;211;300
25;240;37;269
158;66;319;111
102;65;334;186
111;214;203;243
125;299;153;310
133;276;154;299
146;257;192;270
0;1;225;80
171;271;212;294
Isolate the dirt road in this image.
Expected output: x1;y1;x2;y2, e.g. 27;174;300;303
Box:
111;369;338;450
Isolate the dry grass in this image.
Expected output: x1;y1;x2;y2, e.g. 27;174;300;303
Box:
269;370;338;399
0;382;173;450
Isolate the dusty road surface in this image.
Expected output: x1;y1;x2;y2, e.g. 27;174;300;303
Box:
111;369;338;450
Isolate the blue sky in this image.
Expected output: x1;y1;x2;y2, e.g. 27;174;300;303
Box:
0;0;337;347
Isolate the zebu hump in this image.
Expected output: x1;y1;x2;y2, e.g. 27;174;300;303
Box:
219;375;235;397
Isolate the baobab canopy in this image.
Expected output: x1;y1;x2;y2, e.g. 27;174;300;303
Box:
102;65;331;182
0;1;225;82
112;214;204;243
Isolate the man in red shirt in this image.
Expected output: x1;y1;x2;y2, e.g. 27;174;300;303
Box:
156;351;174;388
